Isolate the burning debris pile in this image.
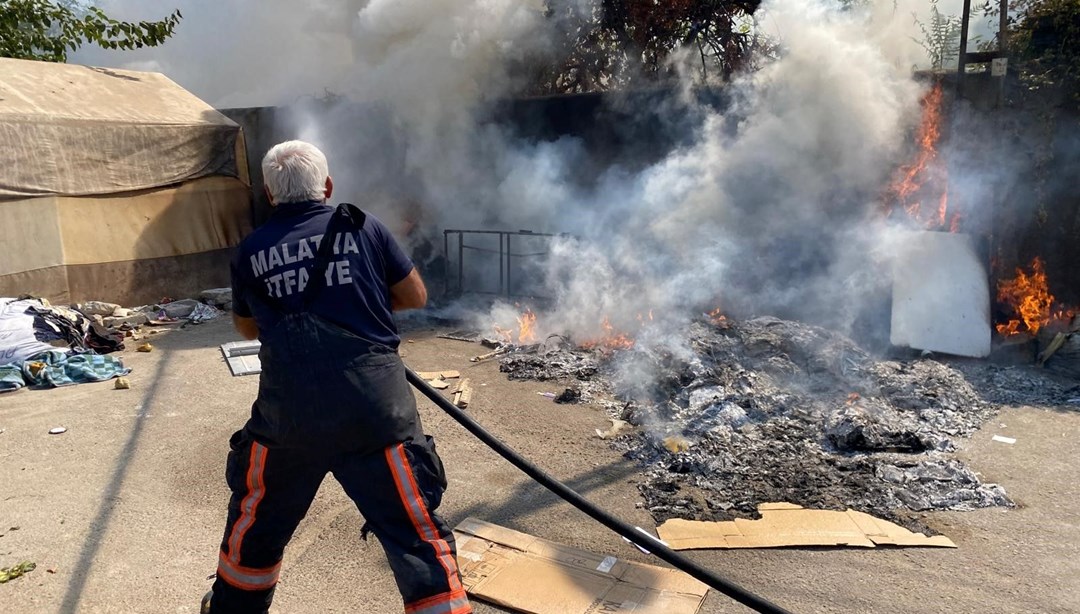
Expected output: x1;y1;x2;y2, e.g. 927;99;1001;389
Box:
500;315;1016;532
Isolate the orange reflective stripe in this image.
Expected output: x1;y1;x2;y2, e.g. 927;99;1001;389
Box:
385;444;463;593
216;550;280;591
405;588;471;614
227;442;268;562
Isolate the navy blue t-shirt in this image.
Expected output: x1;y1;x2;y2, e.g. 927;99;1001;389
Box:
231;201;414;348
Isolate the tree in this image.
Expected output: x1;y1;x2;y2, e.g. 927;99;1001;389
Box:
913;0;962;71
0;0;181;63
531;0;767;95
1005;0;1080;101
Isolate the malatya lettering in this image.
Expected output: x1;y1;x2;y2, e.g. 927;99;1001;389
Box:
248;231;364;298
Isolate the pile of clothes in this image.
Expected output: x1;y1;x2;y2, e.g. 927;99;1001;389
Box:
0;297;130;393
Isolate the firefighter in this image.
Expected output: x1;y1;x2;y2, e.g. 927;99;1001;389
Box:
204;140;471;614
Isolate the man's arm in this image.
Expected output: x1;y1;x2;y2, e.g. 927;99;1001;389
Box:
233;314;259;340
390;268;427;311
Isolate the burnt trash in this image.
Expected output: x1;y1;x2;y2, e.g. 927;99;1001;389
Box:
498;314;1030;534
825;403;943;453
554;387;581;404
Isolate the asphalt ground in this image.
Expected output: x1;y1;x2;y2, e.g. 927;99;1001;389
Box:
1;317;1077;613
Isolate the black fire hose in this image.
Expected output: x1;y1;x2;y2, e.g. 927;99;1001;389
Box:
405;368;793;614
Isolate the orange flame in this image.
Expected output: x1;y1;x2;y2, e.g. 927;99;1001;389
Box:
581;316;635;352
996;258;1054;336
885;82;958;232
516;308;537;344
707;307;727;326
492;307;539;345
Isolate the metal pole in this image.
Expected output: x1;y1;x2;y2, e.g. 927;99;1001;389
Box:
998;0;1008;107
505;233;512;298
443;231;450;298
957;0;973;96
457;232;464;296
499;233;506;296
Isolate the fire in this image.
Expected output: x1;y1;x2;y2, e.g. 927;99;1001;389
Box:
516;308;537;344
885;81;960;232
581;316;635;352
707;307;727;326
493;306;539;345
995;258;1055;336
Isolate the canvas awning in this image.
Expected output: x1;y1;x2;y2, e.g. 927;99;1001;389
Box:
0;57;245;199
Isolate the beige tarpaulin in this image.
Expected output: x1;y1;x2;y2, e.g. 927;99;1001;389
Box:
0;57;243;199
0;58;251;305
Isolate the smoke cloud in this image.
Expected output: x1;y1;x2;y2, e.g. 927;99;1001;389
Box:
75;0;966;347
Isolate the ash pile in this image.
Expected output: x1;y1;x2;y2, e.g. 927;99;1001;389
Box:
501;316;1018;533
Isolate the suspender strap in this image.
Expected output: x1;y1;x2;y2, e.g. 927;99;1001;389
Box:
256;203;367;314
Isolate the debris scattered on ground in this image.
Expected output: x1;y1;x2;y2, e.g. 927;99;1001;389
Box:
0;561;36;583
428;378;450;390
199;288;233;310
2;289;238;391
103;312;150;328
136;343;153;353
454;518;709;614
498;315;1027;533
554;387;582;404
48;426;66;434
187;303;224;324
662;435;692;454
114;377;131;390
74;301;120;317
595;419;630;439
221;340;262;377
417;370;460;381
159;299;200;320
471;346;510;363
437;330;482;343
656;502;956;550
500;349;598;381
537;392;556;399
453;378;473;409
951;361;1080;407
992;435;1016;445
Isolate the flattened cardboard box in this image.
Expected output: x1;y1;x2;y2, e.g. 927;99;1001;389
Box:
656;502;956;550
453;518;709;614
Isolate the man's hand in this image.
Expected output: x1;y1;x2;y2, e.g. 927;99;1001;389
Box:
233;314;259;340
390;268;427;311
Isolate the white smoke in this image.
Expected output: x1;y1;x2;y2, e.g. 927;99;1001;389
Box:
74;0;948;346
528;0;928;347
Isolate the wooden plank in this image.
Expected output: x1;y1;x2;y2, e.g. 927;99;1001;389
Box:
417;370;461;381
1043;334;1080;379
454;378;472;409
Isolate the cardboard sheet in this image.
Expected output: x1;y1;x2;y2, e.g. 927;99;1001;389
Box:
453;518;709;614
656;503;956;550
221;341;262;376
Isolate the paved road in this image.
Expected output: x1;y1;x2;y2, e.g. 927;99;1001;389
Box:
1;318;1077;613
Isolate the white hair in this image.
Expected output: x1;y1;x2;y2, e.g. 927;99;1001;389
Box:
261;140;330;205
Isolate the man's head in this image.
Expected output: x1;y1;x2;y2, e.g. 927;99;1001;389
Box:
261;140;334;206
